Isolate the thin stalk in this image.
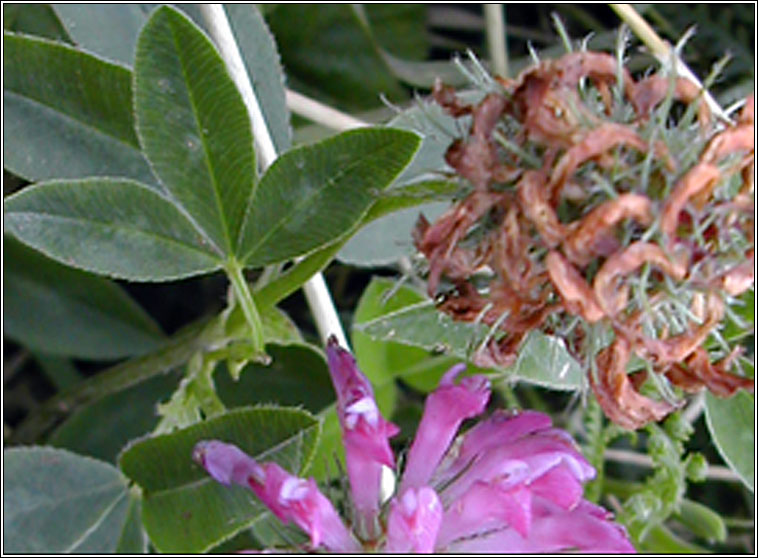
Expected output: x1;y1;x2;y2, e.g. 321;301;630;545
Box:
609;3;731;123
10;316;215;443
225;258;267;360
286;89;367;132
484;4;508;78
200;4;348;348
604;448;742;482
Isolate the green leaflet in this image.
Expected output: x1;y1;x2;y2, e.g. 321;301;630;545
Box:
119;406;321;552
4;178;221;281
3;32;156;185
4;447;137;553
134;6;256;256
4;236;164;359
239;127;420;266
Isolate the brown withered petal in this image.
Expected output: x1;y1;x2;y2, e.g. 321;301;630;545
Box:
444;94;508;190
666;347;754;397
660;163;722;243
717;260;755;296
593;242;688;317
590;337;679;431
640;292;724;365
546;250;605;322
432;78;472;117
701;123;755;166
548;123;648;195
563;194;653;267
632;75;711;130
518;170;565;248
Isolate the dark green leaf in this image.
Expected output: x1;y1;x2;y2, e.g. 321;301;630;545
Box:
3;4;71;41
116;493;149;553
48;373;179;463
362;4;428;61
3;32;156;185
365;180;463;223
239;127;420;266
119;406;320;552
4;237;164;359
51;4;155;66
134;6;256;256
4;178;222;281
705;389;755;491
216;344;334;413
33;352;82;390
4;447;132;553
265;5;405;110
178;4;290;152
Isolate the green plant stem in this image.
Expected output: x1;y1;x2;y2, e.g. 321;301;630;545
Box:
9;317;215;444
225;258;267;359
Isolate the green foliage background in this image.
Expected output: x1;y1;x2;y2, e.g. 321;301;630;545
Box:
3;4;754;553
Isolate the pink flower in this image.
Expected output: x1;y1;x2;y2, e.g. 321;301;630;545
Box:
193;336;634;553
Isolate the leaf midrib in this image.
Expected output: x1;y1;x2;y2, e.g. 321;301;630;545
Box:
4;89;142;155
6;211;221;263
6;479;125;519
166;15;235;255
242;136;399;263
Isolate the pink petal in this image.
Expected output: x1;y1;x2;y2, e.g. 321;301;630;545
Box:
528;463;584;509
441;430;594;505
400;364;490;492
435;410;553;485
193;440;358;552
437;481;532;547
325;336;399;533
193;440;264;487
385;487;443;553
446;497;635;553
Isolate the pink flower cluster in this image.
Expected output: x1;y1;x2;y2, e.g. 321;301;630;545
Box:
193;336;634;553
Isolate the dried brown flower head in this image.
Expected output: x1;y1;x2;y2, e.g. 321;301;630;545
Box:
415;51;754;429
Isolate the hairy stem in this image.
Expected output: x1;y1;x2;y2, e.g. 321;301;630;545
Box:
225;258;267;359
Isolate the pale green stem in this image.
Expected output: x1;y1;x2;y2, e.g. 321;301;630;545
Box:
225;258;266;357
604;448;742;482
484;4;508;78
609;3;731;122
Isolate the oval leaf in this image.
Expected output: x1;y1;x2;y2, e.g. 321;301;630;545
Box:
119;406;321;552
705;389;755;491
134;6;256;256
3;32;156;186
52;4;154;66
264;5;406;110
4;447;132;553
356;299;584;391
4;237;164;359
3;178;222;281
239;127;420;266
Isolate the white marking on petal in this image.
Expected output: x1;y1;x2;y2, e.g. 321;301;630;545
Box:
345;396;379;428
280;477;308;502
